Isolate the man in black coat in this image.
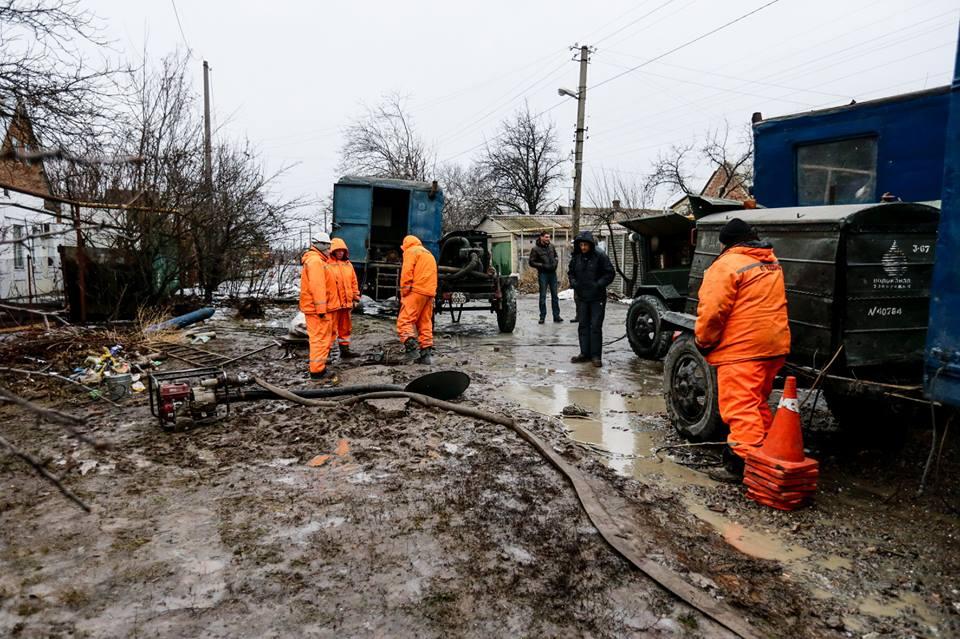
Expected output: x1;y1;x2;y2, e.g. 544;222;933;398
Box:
528;231;562;324
568;230;615;367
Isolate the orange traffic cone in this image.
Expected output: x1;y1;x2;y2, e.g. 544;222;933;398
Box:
743;376;819;511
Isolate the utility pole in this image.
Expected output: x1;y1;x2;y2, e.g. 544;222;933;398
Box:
571;44;591;238
202;60;213;190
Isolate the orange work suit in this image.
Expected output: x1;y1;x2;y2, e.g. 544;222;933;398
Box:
397;235;437;349
328;238;360;348
695;243;791;458
299;246;334;374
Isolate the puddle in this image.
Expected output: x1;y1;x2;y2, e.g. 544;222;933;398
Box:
503;383;715;488
857;592;942;629
683;498;812;562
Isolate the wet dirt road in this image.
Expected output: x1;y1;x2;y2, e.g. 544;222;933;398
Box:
0;294;957;637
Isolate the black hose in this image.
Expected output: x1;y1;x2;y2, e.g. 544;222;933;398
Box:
438;254;484;281
228;383;404;404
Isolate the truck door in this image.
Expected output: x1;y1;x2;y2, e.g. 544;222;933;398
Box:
332;183;373;263
408;188;443;259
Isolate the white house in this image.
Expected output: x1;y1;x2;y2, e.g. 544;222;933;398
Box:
0;106;68;303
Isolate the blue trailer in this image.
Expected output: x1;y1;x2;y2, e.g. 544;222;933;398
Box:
753;86;950;208
925;30;960;408
332;176;443;301
331;175;518;331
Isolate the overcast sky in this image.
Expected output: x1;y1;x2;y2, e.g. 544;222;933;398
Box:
87;0;959;226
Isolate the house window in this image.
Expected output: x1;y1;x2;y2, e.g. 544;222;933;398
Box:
796;137;877;205
13;225;24;269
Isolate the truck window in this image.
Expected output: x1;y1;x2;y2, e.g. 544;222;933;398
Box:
796;136;877;205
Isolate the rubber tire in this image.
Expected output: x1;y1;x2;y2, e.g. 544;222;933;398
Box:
626;295;672;360
497;284;517;333
663;334;726;442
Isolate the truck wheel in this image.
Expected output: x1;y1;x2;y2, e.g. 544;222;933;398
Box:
626;296;671;360
497;285;517;333
663;334;726;442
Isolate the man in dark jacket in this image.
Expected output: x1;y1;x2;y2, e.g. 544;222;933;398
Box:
568;230;615;367
528;231;562;323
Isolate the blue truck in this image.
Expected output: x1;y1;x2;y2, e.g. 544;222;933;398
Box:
752;86;950;207
925;32;960;408
331;175;518;332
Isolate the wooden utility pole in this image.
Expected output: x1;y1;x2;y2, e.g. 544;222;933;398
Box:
571;44;591;238
202;60;213;190
72;202;87;322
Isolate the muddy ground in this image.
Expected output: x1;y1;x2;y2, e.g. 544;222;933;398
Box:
1;295;958;638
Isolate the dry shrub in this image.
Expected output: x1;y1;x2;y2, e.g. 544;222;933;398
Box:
517;269;569;294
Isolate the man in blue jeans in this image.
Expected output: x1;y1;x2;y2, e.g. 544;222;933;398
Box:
528;231;562;324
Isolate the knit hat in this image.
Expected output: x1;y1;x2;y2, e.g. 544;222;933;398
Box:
718;218;757;247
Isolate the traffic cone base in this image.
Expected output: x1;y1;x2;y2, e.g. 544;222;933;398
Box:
744;458;819;481
744;471;817;494
745;464;818;486
744;476;815;500
746;489;811;511
746;449;819;473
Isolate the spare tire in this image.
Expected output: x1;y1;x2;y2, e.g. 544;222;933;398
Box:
626;295;672;360
663;334;726;441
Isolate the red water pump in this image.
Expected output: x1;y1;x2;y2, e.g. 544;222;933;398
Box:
148;368;247;429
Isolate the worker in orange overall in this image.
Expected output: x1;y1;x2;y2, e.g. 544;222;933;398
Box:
328;237;361;359
299;232;338;384
694;218;790;482
397;235;437;364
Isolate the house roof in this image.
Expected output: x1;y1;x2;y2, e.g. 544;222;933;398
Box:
479;208;661;234
338;175;437;191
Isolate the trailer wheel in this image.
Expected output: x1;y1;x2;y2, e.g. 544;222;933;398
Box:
626;296;672;360
663;334;726;442
496;284;517;333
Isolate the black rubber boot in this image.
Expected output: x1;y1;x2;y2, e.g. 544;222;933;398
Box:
416;347;433;365
403;338;420;363
340;344;360;359
708;447;745;483
570;354;590;363
309;369;339;386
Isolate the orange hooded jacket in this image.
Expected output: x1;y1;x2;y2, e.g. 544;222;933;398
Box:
299;247;331;315
694;243;790;366
328;238;360;311
400;235;437;298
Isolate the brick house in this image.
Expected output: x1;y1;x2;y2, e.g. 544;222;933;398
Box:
671;163;750;215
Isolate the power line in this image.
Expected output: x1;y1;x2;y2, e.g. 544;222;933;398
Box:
170;0;193;57
589;0;783;92
587;11;957;143
593;0;679;45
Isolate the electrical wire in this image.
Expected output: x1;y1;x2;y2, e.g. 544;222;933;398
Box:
588;0;783;93
170;0;193;58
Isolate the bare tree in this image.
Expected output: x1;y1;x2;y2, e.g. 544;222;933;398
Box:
0;0;118;144
701;123;753;198
337;93;433;181
587;169;650;297
49;51;203;305
437;162;496;232
481;105;564;215
646;142;696;199
190;140;300;302
645;120;753;206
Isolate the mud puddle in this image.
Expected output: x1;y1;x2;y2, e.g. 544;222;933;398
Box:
503;383;714;487
504;384;848;569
